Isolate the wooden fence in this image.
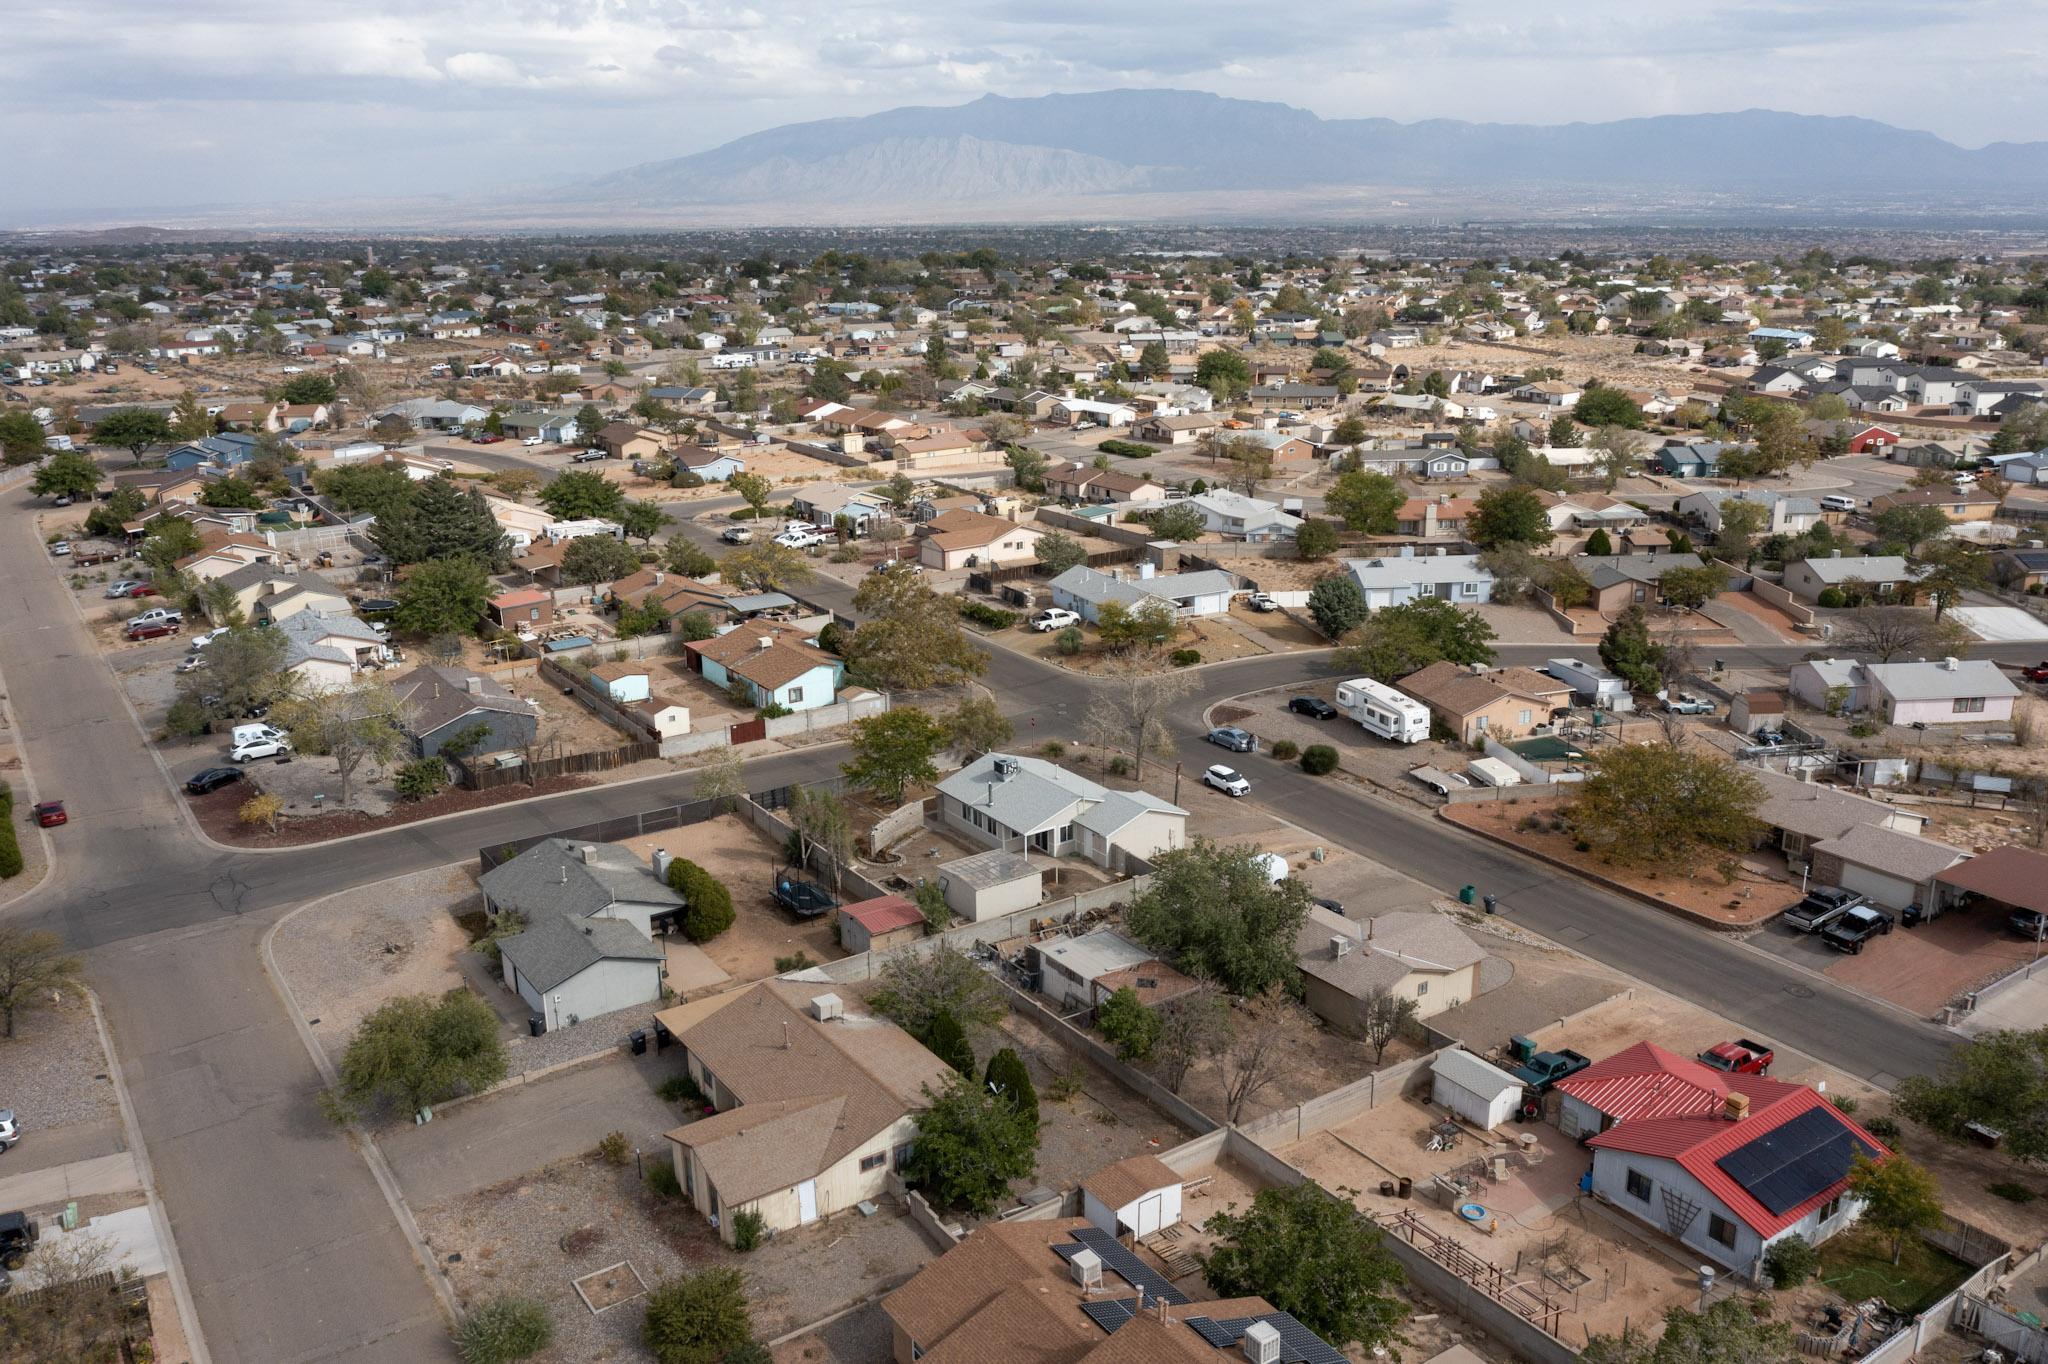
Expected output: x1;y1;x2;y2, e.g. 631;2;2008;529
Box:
452;740;660;791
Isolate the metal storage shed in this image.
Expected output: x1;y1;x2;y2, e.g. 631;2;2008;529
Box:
1430;1049;1525;1130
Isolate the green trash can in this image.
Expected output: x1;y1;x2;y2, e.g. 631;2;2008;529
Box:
1459;885;1476;905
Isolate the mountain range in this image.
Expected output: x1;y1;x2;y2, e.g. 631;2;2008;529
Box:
572;89;2048;221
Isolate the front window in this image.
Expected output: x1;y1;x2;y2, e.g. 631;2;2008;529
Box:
860;1152;885;1172
1818;1196;1842;1223
1954;697;1986;714
787;687;804;704
1626;1169;1653;1201
1708;1214;1738;1248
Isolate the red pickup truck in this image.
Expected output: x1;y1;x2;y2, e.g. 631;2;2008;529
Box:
2020;662;2048;684
1698;1039;1775;1075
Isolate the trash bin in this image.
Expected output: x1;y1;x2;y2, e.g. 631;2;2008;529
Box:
629;1029;648;1056
527;1015;544;1037
1459;885;1476;905
1397;1176;1413;1199
1902;903;1924;928
1483;894;1499;916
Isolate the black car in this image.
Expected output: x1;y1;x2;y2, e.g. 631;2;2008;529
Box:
1821;904;1895;954
1288;697;1338;721
2011;908;2048;941
184;767;245;796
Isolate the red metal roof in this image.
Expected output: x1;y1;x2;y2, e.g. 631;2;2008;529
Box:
839;895;924;935
1556;1042;1798;1123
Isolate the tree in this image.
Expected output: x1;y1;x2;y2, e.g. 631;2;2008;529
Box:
1873;503;1952;557
1334;598;1496;680
1126;840;1310;996
1085;656;1196;781
0;410;48;461
139;516;204;580
691;744;748;812
394;758;448;801
455;1294;554;1364
726;470;775;518
842;708;945;804
1896;1026;2048;1162
199;475;263;509
1598;604;1666;693
1295;518;1340;560
1195;348;1252;399
642;1267;753;1364
1575;387;1643;429
1136;340;1171;379
1004;445;1048;492
1332;414;1368;447
1324;469;1403;533
279;373;338;404
620;500;669;544
878;471;917;509
561;534;642;586
1583;1299;1794;1364
663;858;735;942
846;566;986;691
1834;605;1955;662
1201;1182;1408;1349
319;462;417;518
1097;986;1161;1060
1587;425;1645;491
984;1048;1037;1122
82;485;145;537
539;470;626;521
663;535;717;578
1914;540;1987;620
1150;502;1206;542
925;1010;976;1076
30;448;101;499
1469;485;1554;548
0;926;84;1039
331;988;506;1119
1150;992;1232;1094
720;543;813;591
1358;987;1419;1065
273;681;411;807
1711;499;1770;565
1657;563;1729;611
186;626;291;721
871;941;1006;1040
1095;597;1177;652
93;407;175;460
1547;413;1580;448
1848;1153;1943;1265
942;694;1012;758
394;555;491;636
1571;742;1764;869
1308;574;1370;639
905;1074;1039;1215
1033;528;1087;575
1584;528;1614;556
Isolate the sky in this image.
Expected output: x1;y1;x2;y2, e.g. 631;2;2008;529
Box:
5;0;2047;221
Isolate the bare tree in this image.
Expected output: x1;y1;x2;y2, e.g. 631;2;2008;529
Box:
1085;655;1197;782
0;926;84;1039
1150;990;1233;1094
692;744;748;812
1220;990;1305;1123
788;785;854;889
1357;987;1419;1065
1834;605;1944;663
273;681;412;807
0;1231;137;1360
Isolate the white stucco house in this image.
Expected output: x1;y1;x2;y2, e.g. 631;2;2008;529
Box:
936;753;1185;872
1344;552;1495;610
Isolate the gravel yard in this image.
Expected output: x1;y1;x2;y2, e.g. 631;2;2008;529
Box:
0;992;118;1131
617;816;842;981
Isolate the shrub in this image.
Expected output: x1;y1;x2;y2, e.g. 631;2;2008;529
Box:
1864;1116;1900;1141
645;1159;682;1198
165;695;208;738
1168;648;1200;667
0;783;18;879
829;542;860;563
1054;626;1084;656
1300;744;1339;775
1107;756;1129;776
1763;1234;1817;1289
758;701;794;720
394;758;448;801
1039;740;1066;758
985;1047;1038;1119
925;1010;976;1077
1096;439;1154;458
1817;587;1847;609
643;1268;752;1364
773;950;815;972
596;1131;630;1165
957;600;1019;629
666;858;736;943
1270;740;1299;761
732;1208;765;1252
658;1073;705;1106
455;1294;554;1364
1829;1094;1860;1114
1989;1181;2038;1204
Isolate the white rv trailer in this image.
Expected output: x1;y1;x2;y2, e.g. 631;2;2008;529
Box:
1334;677;1430;744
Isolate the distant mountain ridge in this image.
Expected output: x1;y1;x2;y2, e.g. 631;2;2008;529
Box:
578;89;2048;217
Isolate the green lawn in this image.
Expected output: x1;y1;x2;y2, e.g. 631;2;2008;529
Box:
1815;1228;1972;1315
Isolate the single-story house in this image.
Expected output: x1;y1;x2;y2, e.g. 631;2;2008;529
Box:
1048;563;1236;623
682;621;842;711
1750;767;1929;863
1869;486;2001;523
497;911;665;1033
596;423;670;462
388;663;540;758
1654;442;1730;478
1396;662;1572;744
1807;823;1969;912
1134;412;1222;445
1780;554;1917;604
1863;657;2018;726
1294;907;1487;1030
174;532;282;582
936;752;1185;872
270;609;388;692
487;588;555;631
658;979;953;1245
1044;462;1167;504
1343;552;1494;610
1585;552;1709;618
204;564;350;625
1080;1154;1183;1240
1993;547;2048;591
836;895;926;954
934;848;1041;923
1032;927;1199;1013
791;485;892;534
917;509;1043;570
674;446;747;482
1187;490;1302;542
480;837;685;942
1677;489;1820;537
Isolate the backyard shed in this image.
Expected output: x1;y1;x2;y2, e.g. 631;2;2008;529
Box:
836;894;925;954
1080;1154;1183;1239
1430;1049;1525;1130
934;848;1041;922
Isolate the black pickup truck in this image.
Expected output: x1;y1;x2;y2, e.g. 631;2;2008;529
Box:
773;875;838;919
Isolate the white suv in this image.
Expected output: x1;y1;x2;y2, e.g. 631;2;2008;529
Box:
1203;764;1252;797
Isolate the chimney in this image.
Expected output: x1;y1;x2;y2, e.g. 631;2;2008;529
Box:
466;676;483;694
782;1021;791;1050
1944;656;1959;671
1723;1091;1751;1122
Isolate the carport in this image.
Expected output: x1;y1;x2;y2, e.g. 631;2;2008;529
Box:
1935;844;2048;916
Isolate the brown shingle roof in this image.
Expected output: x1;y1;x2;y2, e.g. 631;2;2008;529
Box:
1080;1155;1179;1214
923;508;1031;551
1397;660;1571;718
687;620;830;691
1935;844;2048;912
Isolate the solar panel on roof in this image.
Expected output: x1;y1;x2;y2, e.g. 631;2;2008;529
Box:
1716;1108;1875;1215
1196;1313;1347;1364
1063;1228;1189;1305
1185;1316;1237;1348
1079;1299;1136;1334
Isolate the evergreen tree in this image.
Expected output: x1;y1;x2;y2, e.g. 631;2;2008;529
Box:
924;1011;976;1078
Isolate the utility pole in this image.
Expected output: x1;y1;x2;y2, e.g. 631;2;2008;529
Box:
1172;761;1182;806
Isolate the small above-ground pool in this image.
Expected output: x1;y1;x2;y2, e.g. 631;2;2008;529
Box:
1457;1202;1488;1223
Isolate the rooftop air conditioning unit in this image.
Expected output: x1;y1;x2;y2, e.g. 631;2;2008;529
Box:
1330;936;1350;960
1070;1248;1102;1288
1243;1321;1281;1364
810;993;843;1023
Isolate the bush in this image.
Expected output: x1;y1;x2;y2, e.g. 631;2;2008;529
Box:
643;1267;752;1364
1054;626;1084;656
1763;1234;1817;1289
666;858;736;943
1096;439;1153;458
1039;740;1066;758
829;542;860;563
731;1208;765;1252
597;1131;630;1165
1829;1094;1860;1114
773;950;814;972
757;701;793;719
164;695;209;738
1989;1181;2038;1204
1864;1116;1900;1141
0;782;18;879
1300;744;1339;775
394;758;448;801
1106;756;1129;776
1817;587;1847;608
1270;740;1299;761
925;1011;976;1077
1168;648;1200;667
645;1159;682;1198
658;1073;705;1105
957;600;1019;629
455;1294;554;1364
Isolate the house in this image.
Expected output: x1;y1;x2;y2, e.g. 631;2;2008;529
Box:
1655;442;1730;478
1080;1155;1183;1240
657;979;953;1245
917;509;1043;570
790;485;891;534
1806;823;1968;912
682;620;842;711
480;838;685;941
1343;552;1494;610
1247;383;1341;411
1396;661;1572;744
596;423;669;462
1186;490;1303;542
1048;564;1237;623
1869;486;2000;523
165;432;259;472
588;659;651;705
936;752;1186;871
1562;1042;1887;1277
1048;396;1136;427
1992;547;2048;590
1513;380;1582;407
388;663;540;757
1780;554;1917;604
1134;412;1222;445
1861;658;2018;726
1750;767;1929;863
495;408;584;445
486;495;558;549
487;588;555;632
377;398;486;431
496;912;666;1033
836;895;926;954
673;446;747;482
174;531;281;582
1541;492;1648;536
1394;495;1476;539
1585;552;1710;618
1044;462;1166;504
934;848;1041;923
1034;928;1199;1013
204;564;349;624
882;1216;1347;1364
1677;489;1820;536
271;609;388;692
1294;906;1487;1029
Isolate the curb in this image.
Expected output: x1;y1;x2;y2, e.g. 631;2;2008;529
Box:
259;889;466;1330
87;986;211;1364
0;663;56;911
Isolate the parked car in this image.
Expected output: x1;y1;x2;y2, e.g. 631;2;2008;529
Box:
1287;697;1337;720
187;628;229;651
30;801;66;828
773;529;826;549
2010;908;2048;941
1782;885;1867;934
174;655;205;674
720;526;754;545
1202;764;1251;796
184;767;245;796
2019;662;2048;684
51;495;71;507
521;435;543;446
471;433;504;444
1822;904;1895;953
1247;593;1279;612
48;541;70;557
1031;607;1081;633
0;1210;37;1270
0;1109;17;1152
1697;1039;1775;1075
1662;692;1715;715
104;580;144;598
122;582;160;599
1206;726;1257;752
131;607;182;628
572;448;606;463
125;621;179;641
230;737;292;763
1513;1048;1591;1092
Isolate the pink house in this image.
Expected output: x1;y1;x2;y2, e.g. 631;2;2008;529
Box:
1865;658;2017;726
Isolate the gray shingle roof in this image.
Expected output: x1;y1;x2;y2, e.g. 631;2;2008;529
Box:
480;838;682;921
498;912;664;993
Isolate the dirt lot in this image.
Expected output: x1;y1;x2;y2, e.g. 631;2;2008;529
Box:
984;607;1280;672
617;814;842;981
1208;681;1475;803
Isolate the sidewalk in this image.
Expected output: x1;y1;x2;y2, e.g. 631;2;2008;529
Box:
0;1149;142;1210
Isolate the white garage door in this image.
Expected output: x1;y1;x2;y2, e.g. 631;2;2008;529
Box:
1839;864;1915;912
